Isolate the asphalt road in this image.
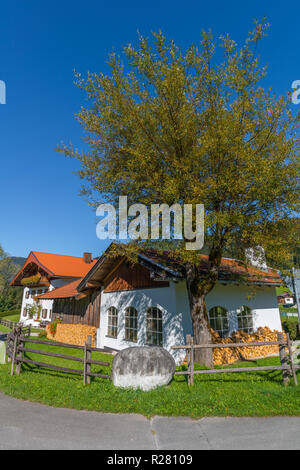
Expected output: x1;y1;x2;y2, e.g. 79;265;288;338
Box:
0;392;300;450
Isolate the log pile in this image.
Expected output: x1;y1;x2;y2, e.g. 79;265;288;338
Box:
212;327;285;365
46;323;97;347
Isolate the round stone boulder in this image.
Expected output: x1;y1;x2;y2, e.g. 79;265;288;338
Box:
111;346;176;391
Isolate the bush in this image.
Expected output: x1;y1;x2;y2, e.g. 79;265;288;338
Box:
38;330;48;339
0;309;20;319
282;318;299;341
48;318;62;337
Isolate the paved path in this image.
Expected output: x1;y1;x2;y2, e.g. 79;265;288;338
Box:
0;393;300;450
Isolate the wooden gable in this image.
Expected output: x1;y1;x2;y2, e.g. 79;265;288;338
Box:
104;260;169;293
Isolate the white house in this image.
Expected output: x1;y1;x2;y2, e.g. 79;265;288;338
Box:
35;246;283;363
10;251;96;326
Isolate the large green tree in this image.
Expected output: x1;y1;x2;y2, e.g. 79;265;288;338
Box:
0;244;23;312
60;22;299;365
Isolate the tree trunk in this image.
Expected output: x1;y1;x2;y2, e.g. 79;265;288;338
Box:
186;264;214;367
189;293;214;367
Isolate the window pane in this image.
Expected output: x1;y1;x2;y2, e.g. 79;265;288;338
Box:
107;307;118;338
237;306;253;334
125;307;138;342
146;307;163;346
208;306;229;338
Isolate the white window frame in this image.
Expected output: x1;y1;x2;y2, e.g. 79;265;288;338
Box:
146;307;163;346
208;306;229;338
41;309;48;319
107;307;118;338
237;305;254;334
124;307;138;343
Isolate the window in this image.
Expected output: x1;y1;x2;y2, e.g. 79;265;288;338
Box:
146;307;163;346
31;290;36;297
42;309;48;319
208;306;229;338
49;309;52;320
237;305;253;334
25;290;30;299
125;307;138;342
107;307;118;338
23;308;27;318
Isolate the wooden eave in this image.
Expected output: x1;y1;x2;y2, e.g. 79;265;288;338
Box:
77;255;124;292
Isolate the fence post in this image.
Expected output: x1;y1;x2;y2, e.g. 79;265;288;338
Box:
278;332;290;386
15;335;24;376
186;334;191;385
190;337;194;386
86;335;91;385
83;341;87;385
286;333;298;386
10;330;18;376
186;335;194;386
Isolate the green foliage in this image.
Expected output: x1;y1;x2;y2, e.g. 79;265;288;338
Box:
27;302;42;320
59;22;299;273
21;274;41;286
282;318;299;341
0;288;22;312
58;22;299;364
49;318;62;337
0;244;24;311
280;307;298;314
0;342;299;417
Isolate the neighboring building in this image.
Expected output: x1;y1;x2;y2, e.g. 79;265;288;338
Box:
35;246;282;363
10;251;96;326
277;291;295;306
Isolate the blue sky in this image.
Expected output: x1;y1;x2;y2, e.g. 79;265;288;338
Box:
0;0;298;258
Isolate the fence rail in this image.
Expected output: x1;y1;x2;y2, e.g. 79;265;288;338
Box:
0;319;31;336
172;333;299;386
6;328;110;384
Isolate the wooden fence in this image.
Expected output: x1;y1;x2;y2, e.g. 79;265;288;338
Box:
172;333;299;386
0;319;31;336
6;328;110;385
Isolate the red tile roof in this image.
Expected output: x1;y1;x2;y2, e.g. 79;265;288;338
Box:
139;249;282;285
79;245;282;290
37;278;82;299
10;251;96;286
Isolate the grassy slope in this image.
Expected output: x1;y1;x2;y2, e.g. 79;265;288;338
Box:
0;339;299;417
0;311;21;332
2;313;20;322
276;286;293;296
0;324;10;333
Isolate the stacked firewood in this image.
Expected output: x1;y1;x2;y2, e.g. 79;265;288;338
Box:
46;323;97;347
212;327;285;365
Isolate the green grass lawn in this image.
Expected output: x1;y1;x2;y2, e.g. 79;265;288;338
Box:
276;286;293;296
0;339;300;417
2;313;21;322
0;324;10;333
0;309;20;319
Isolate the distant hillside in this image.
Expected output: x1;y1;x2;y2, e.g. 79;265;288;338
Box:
10;257;26;270
0;255;25;312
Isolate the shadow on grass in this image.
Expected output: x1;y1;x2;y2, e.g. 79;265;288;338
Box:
21;357;111;384
174;361;285;385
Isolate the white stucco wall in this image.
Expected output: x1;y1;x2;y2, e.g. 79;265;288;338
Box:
205;283;282;333
98;284;175;348
97;281;282;364
19;278;76;326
